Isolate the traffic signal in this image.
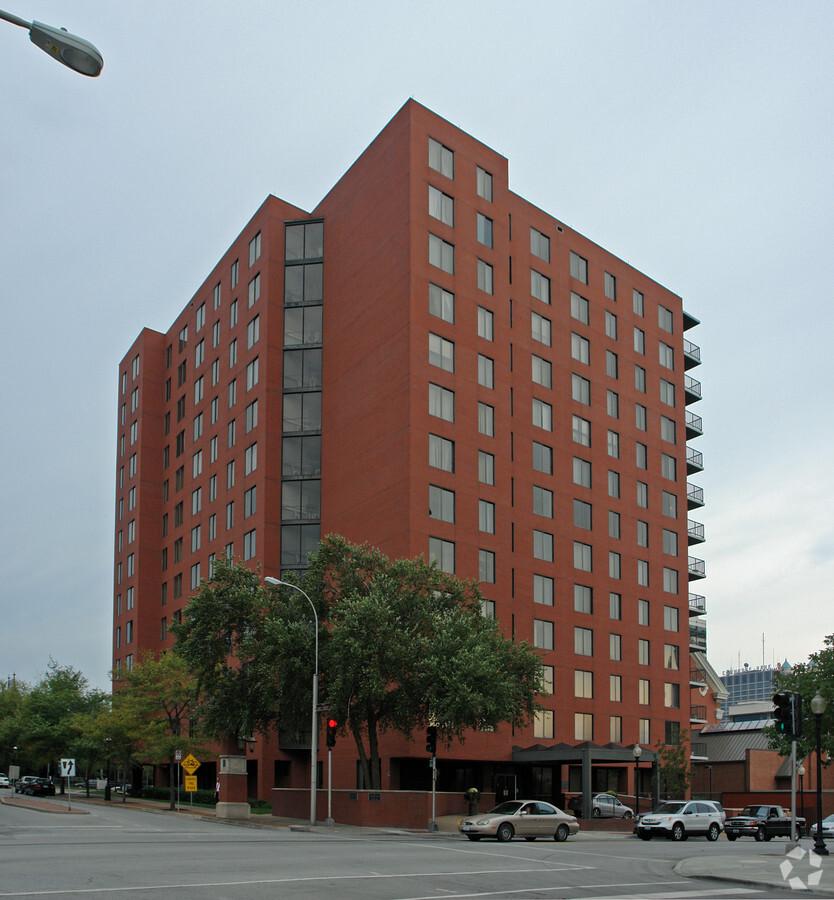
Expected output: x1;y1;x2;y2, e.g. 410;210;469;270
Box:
773;692;795;736
326;719;338;748
425;725;437;756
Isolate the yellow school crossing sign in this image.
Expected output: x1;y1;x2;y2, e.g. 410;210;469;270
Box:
181;753;200;775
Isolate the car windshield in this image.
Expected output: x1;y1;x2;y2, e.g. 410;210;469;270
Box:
654;802;685;814
487;801;523;815
741;806;768;817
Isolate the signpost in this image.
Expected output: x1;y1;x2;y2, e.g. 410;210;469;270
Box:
181;754;200;814
60;758;75;810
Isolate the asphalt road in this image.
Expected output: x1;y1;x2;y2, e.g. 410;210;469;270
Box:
0;795;823;899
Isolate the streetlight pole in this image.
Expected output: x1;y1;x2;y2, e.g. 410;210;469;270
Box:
706;764;713;800
104;738;112;802
265;577;319;826
0;8;103;75
798;764;806;822
811;690;828;856
632;744;642;816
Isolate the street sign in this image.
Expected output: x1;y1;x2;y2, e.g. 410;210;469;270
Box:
184;775;198;792
175;749;182;761
181;753;200;774
60;759;76;777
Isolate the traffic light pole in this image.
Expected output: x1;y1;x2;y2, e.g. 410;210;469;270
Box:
430;756;438;832
325;745;334;827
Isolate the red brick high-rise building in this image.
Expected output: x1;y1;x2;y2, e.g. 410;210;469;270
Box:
113;100;705;814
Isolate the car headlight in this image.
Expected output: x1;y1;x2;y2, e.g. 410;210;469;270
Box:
475;819;493;826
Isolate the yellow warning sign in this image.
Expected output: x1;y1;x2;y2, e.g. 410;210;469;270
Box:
184;775;198;792
181;753;200;774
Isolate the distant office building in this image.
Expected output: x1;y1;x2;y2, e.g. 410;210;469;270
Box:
113;100;706;808
721;662;791;707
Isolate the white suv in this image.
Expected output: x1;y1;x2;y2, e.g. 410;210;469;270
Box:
636;800;723;842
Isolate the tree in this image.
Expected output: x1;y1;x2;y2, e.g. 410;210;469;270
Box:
173;536;544;789
112;652;202;808
656;729;694;798
765;634;834;761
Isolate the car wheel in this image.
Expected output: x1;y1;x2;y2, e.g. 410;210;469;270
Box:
726;833;738;841
554;824;569;842
496;822;514;842
466;835;480;842
592;807;601;818
639;831;652;841
671;823;685;842
624;811;633;819
524;836;537;842
755;826;766;842
707;823;720;842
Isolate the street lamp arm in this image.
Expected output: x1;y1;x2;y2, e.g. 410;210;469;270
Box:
0;8;103;75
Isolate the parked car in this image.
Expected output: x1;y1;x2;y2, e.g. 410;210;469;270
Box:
0;773;10;788
568;792;634;818
703;800;726;824
724;805;804;841
14;776;38;794
811;815;834;839
459;800;580;842
636;800;723;841
23;777;56;797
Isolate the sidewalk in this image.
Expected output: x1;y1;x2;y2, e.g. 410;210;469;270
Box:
5;792;834;894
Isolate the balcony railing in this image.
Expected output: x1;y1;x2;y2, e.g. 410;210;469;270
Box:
690;667;708;685
690;741;708;759
688;519;705;544
689;592;706;616
686;410;703;438
690;705;708;723
687;483;705;509
688;556;706;580
686;446;704;473
684;374;702;404
683;339;701;369
690;622;707;651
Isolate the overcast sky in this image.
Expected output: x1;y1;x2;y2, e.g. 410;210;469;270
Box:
1;1;831;692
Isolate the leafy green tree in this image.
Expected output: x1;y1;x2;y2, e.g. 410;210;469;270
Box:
112;652;202;808
765;634;834;761
656;729;694;798
173;536;544;790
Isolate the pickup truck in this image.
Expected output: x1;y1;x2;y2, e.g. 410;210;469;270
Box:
724;805;805;841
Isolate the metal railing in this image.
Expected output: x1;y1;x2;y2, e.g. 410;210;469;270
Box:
684;339;701;363
686;411;703;435
687;483;704;507
688;556;706;579
689;593;706;615
686;447;704;471
688;519;705;542
690;705;708;721
690;667;707;684
684;374;702;399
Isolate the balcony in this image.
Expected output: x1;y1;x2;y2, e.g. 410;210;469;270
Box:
686;411;703;439
690;704;708;724
690;667;708;687
690;741;708;760
683;310;700;332
684;374;702;405
690;621;707;652
683;338;701;369
688;556;706;580
688;519;705;545
687;483;705;509
686;446;704;474
689;592;706;617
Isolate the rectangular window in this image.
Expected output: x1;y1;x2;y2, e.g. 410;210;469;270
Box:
571;292;589;324
575;670;593;699
658;305;674;334
247;273;260;308
662;453;677;481
244;485;257;519
574;627;593;656
610;674;622;702
477;213;493;248
428;137;454;178
659;342;675;370
571;333;590;365
604;272;616;301
535;619;555;650
633;289;644;316
244;442;258;475
534;710;554;740
638;560;650;586
429;283;455;323
605;311;618;340
635;365;646;393
660;379;676;407
609;551;621;579
606;350;619;379
532;355;552;389
636;442;648;470
534;574;554;606
663;490;678;518
533;530;553;562
476;166;493;201
246;357;259;391
570;251;588;284
541;665;554;695
478;549;495;584
610;716;622;743
429;434;454;472
243;529;256;561
663;567;679;594
533;441;553;475
664;643;680;670
610;633;622;661
247;315;260;349
245;399;258;434
608;470;620;498
429;383;455;422
639;679;650;705
478;402;494;436
572;415;590;446
573;541;592;572
429;333;455;372
531;269;550;304
530;227;550;263
572;373;590;406
428;536;455;573
429;485;455;523
608;510;620;539
574;584;592;614
429;234;454;274
478;354;494;389
664;682;681;709
534;486;553;518
607;390;619;419
532;398;552;432
248;231;261;266
639;638;650;665
477;259;494;294
664;605;680;632
428;185;454;226
478;450;495;484
573;499;592;530
573;457;591;488
661;416;676;444
637;481;648;509
575;713;593;741
532;311;551;346
477;306;493;340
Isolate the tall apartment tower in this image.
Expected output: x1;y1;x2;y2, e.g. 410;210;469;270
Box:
113;100;706;805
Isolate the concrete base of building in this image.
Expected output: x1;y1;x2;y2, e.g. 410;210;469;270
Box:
215;801;250;819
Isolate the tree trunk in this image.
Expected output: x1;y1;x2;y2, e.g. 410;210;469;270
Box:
352;722;371;790
169;758;176;810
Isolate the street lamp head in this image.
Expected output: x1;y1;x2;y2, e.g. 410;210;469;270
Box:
264;577;283;586
633;743;642;760
811;689;827;717
28;20;103;76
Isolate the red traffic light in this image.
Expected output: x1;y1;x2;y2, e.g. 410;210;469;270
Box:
326;719;338;748
328;719;338;729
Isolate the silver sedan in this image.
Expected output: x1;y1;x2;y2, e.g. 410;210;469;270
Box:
459;800;580;842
